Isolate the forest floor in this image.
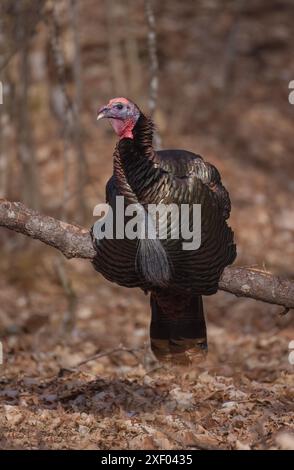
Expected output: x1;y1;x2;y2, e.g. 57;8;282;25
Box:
0;257;293;450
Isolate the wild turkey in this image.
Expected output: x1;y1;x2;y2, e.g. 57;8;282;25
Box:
91;97;236;365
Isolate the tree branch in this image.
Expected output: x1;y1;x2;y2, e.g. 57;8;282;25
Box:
1;199;293;310
218;267;294;310
0;199;95;259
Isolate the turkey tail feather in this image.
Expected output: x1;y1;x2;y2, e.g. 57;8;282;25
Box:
135;208;171;287
136;238;170;287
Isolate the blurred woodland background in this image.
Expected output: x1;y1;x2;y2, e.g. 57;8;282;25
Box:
0;0;293;450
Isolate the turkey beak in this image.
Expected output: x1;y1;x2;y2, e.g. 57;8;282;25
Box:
97;106;110;120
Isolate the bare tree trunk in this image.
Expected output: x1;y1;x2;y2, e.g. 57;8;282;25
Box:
106;0;127;96
70;0;88;224
47;3;79;331
0;17;8;198
0;0;46;72
16;4;40;210
144;0;161;149
47;1;88;223
220;0;244;102
124;0;142;100
0;114;7;199
48;2;73;219
0;11;16;203
0;89;10;200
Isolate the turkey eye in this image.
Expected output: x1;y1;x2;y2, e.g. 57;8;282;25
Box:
115;103;123;110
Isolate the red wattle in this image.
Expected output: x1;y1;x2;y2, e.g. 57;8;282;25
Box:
110;118;135;139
